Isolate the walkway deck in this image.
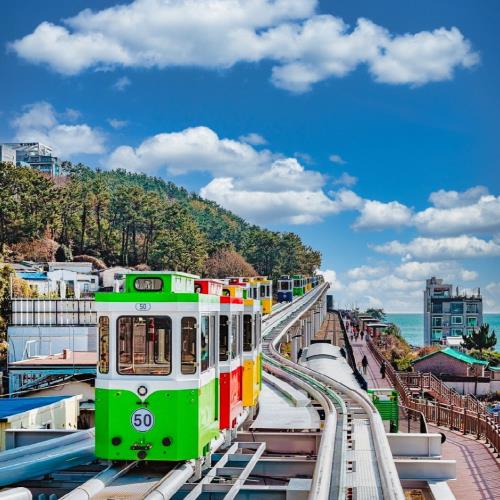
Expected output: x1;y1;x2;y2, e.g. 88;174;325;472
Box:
345;320;500;499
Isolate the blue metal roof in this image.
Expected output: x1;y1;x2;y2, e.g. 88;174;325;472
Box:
0;396;70;420
17;272;47;280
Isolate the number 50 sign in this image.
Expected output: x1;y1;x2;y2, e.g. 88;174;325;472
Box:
131;408;154;431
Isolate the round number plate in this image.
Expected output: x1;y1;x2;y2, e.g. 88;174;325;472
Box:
131;408;154;432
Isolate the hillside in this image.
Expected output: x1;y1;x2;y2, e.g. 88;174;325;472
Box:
0;161;321;280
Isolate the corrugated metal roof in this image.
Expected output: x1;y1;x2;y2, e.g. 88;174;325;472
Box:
0;396;70;420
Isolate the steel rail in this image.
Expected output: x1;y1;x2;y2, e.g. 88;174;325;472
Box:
261;284;405;500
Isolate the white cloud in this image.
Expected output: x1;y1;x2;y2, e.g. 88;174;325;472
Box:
373;235;500;261
113;76;131;91
107;126;273;177
11;102;105;157
353;199;413;230
107;118;128;129
333;171;357;187
395;261;478;282
107;125;358;224
10;0;478;91
329;154;347;164
429;185;489;209
239;133;267;146
294;152;314;164
200;177;338;224
317;269;343;292
413;194;500;235
346;265;386;279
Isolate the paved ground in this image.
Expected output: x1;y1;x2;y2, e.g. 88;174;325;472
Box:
429;425;500;500
346;328;500;499
350;338;392;389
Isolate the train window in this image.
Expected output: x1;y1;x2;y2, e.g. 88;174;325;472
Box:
219;315;229;361
210;315;216;367
134;278;163;291
255;312;261;347
280;281;289;291
200;315;210;372
98;316;109;374
117;316;171;375
294;279;300;287
231;314;239;359
181;317;197;374
260;285;266;298
243;314;253;351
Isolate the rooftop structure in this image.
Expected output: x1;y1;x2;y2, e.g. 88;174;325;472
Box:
1;142;62;176
424;277;482;345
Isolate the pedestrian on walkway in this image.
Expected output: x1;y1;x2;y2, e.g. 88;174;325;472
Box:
380;362;386;379
360;330;364;341
361;355;368;375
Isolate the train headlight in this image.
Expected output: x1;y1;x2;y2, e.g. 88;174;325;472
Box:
137;385;148;396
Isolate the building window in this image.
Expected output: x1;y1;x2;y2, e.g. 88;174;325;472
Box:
431;329;442;340
451;328;463;336
181;317;197;374
98;316;109;374
432;316;443;327
450;303;464;314
243;314;253;352
466;328;475;336
117;316;171;375
134;278;163;291
467;317;478;327
432;302;443;313
451;316;463;325
219;315;229;361
466;303;478;314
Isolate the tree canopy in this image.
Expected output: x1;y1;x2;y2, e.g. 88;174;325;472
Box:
462;324;497;353
0;162;322;279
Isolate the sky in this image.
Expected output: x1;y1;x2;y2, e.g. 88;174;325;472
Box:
1;0;500;312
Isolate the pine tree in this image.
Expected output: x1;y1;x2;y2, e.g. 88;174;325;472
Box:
462;324;497;354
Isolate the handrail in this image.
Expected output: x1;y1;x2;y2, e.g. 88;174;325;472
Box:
263;292;404;500
366;336;500;456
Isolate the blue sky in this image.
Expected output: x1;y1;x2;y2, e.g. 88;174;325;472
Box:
1;0;499;312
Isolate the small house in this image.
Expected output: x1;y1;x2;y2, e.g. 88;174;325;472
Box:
412;347;488;378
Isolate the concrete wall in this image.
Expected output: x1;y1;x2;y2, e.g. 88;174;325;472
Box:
446;380;500;396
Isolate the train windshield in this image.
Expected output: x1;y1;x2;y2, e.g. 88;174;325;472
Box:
243;314;253;351
219;315;229;361
293;279;301;287
181;317;197;374
117;316;171;375
280;281;290;291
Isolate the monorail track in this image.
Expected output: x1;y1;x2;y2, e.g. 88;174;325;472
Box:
58;287;402;500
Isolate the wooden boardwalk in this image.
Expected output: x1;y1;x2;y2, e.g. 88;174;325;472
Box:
347;329;500;499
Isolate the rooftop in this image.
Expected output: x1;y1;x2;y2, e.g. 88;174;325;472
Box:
413;347;489;366
0;396;71;421
10;350;97;367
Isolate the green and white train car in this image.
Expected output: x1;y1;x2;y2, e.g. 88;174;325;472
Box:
95;272;220;462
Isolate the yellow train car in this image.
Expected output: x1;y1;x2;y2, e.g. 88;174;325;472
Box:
305;277;312;293
242;292;262;407
253;276;273;315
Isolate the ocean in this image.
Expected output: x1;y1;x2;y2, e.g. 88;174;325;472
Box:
385;313;500;351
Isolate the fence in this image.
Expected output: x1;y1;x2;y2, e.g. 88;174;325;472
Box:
9;299;96;326
366;335;500;457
